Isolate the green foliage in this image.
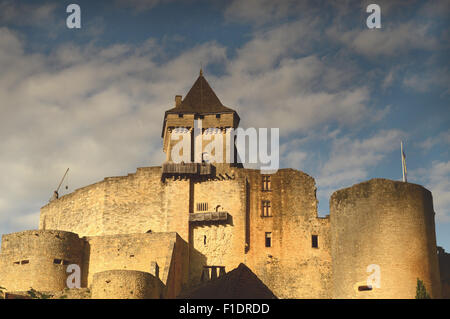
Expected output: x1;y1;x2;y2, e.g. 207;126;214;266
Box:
27;288;53;299
415;278;431;299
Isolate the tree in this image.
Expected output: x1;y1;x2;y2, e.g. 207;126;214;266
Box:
27;288;52;299
415;278;431;299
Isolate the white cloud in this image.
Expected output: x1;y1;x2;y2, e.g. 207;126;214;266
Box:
9;212;40;230
0;27;227;234
419;130;450;151
326;22;438;57
424;161;450;222
0;0;59;27
316;129;404;207
224;0;308;25
0;10;387;233
209;20;375;135
115;0;174;12
402;68;450;94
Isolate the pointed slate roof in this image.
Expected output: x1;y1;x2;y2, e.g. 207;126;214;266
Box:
166;72;237;115
177;263;277;299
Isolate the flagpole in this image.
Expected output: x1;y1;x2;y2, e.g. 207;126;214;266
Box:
401;141;407;182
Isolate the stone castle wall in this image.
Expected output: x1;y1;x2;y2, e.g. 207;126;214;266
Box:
163;113;237;163
83;232;189;298
37;165;332;298
242;169;332;299
330;179;442;299
40;167;191;242
189;176;247;284
12;166;443;299
0;230;189;298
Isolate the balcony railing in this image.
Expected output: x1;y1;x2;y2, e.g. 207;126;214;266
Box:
189;211;229;223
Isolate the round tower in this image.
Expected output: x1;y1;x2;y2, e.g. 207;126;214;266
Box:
91;270;162;299
330;178;441;299
0;230;84;292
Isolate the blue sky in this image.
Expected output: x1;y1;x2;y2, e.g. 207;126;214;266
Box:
0;0;449;249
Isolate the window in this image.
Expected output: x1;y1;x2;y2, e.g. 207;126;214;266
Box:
265;232;272;247
358;285;373;291
261;200;271;217
197;202;208;211
312;235;318;248
21;260;29;265
53;259;62;264
262;175;271;191
204;235;207;245
216;114;221;118
178;114;183;118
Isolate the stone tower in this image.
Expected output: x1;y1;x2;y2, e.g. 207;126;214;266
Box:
161;70;240;166
330;179;442;298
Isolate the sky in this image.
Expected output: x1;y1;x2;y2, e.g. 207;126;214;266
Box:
0;0;449;249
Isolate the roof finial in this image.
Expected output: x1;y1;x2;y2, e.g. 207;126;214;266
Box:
200;62;203;76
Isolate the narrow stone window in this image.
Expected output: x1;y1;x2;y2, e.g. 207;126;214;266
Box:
358;285;373;291
265;232;272;247
13;261;20;265
21;260;29;265
262;175;271;191
261;200;271;217
312;235;318;248
204;235;207;245
53;259;62;264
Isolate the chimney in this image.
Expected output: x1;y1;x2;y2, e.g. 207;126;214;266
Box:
175;95;182;107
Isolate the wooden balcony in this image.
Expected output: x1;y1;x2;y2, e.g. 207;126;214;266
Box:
189;212;229;223
162;162;214;176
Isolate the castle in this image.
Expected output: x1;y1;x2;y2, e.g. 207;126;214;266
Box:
0;72;448;299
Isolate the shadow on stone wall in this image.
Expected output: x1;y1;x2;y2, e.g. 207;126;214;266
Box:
178;263;277;299
438;246;450;299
